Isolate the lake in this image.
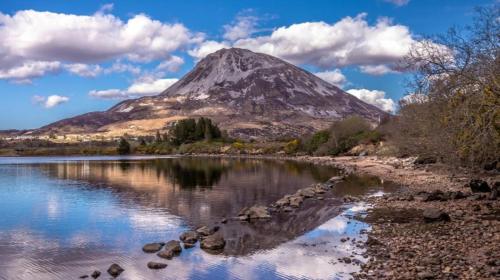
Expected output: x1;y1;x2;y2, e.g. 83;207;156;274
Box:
0;156;397;280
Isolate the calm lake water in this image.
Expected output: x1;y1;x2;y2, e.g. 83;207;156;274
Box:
0;156;397;280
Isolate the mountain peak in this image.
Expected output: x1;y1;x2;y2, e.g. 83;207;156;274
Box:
37;48;387;140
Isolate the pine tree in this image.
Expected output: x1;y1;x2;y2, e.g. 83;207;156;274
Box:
117;138;131;155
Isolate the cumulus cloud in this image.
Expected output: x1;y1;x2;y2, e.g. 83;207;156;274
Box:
32;94;70;108
190;13;422;74
188;40;230;61
89;77;178;99
359;64;397;75
314;69;347;88
0;61;61;81
156;55;185;72
0;9;202;81
346;89;396;113
223;13;259;41
64;63;103;77
384;0;410;6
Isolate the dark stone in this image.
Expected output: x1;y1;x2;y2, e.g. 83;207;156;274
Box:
179;231;198;244
366;236;383;246
200;234;226;251
423;208;450;223
80;275;88;279
483;161;499;171
157;240;182;259
142;242;165;253
414;156;437;165
147;262;168;270
468;179;491;193
183;242;196;249
91;270;101;279
220;218;228;224
107;264;124;278
449;191;467;200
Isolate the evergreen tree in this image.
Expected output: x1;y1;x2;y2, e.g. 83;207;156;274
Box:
117;138;131;155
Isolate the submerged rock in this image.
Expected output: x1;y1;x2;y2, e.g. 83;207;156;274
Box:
422;208;450;223
91;270;101;279
147;262;168;270
200;234;226;251
157;240;182;259
107;264;124;278
142;242;165;253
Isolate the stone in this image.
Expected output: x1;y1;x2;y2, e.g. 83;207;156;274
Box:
276;196;291;207
449;191;467;200
289;195;304;207
147;262;168;270
296;187;315;198
179;231;198;244
196;226;218;236
238;206;271;220
79;275;88;279
107;264;124;278
417;271;435;279
157;240;182;259
91;270;101;279
328;176;344;183
468;179;491;193
423;208;451;223
414;156;437;165
220;218;228;224
142;242;164;253
200;234;226;251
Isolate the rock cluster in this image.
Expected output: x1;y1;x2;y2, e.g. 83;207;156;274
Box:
270;176;345;211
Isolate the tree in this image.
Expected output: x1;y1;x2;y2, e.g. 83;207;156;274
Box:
394;5;499;168
117;138;131;155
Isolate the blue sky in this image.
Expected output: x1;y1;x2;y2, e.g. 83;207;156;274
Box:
0;0;493;130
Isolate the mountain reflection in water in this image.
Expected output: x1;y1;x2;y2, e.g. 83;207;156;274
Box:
0;156;398;280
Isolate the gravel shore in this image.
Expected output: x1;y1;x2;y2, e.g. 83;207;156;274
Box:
298;156;499;279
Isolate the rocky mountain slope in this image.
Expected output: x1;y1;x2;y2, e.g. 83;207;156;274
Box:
35;48;387;140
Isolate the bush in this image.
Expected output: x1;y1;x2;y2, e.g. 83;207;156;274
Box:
284;139;300;154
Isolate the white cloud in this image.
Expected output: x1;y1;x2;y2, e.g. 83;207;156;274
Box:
384;0;410;7
104;62;142;75
189;13;421;72
314;69;347;88
359;64;397;75
347;88;396;113
64;63;102;77
156;55;184;72
188;40;230;61
89;77;178;99
223;14;259;41
0;9;203;81
32;94;70;108
0;61;61;81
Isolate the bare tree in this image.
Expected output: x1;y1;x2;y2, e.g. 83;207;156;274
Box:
394;5;499;168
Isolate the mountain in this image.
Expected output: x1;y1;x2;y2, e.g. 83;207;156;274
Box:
35;48;387;140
